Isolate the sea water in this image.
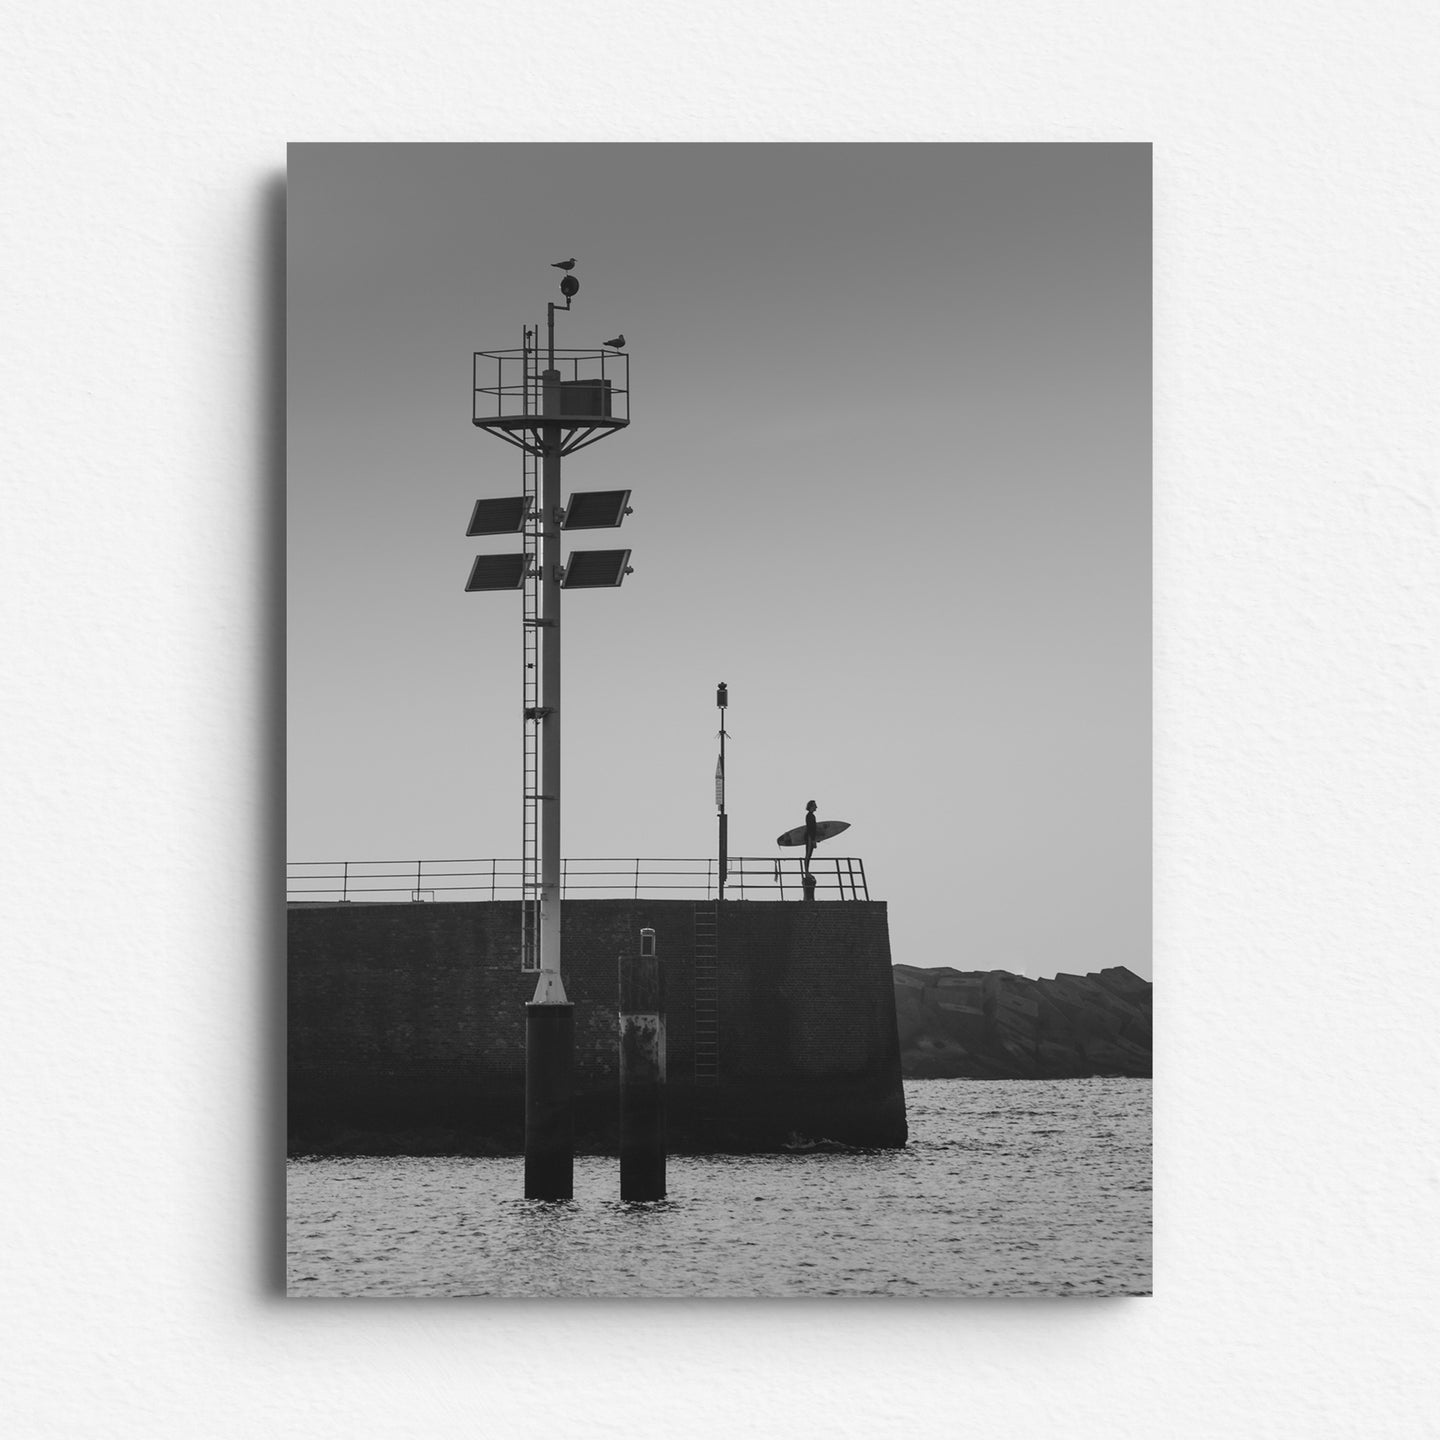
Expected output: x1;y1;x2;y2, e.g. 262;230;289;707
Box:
286;1077;1151;1297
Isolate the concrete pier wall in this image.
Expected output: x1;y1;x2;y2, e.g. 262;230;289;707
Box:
288;898;907;1154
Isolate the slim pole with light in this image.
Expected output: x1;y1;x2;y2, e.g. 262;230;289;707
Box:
716;682;728;902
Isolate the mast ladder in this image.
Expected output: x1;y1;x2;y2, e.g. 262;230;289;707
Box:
693;900;719;1093
520;331;542;971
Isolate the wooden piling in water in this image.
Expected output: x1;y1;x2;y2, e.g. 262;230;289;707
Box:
619;927;666;1200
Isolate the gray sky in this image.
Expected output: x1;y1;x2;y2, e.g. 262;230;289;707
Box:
288;142;1150;980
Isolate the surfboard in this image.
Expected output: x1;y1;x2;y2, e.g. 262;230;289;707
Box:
776;819;850;847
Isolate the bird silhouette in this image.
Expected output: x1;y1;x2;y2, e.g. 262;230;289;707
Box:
551;258;576;271
603;334;625;349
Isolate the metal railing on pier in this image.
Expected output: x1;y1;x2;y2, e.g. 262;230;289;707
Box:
286;855;868;904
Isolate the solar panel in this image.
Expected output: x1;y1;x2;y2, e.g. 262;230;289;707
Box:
467;495;531;535
561;489;632;530
561;549;632;589
465;553;529;591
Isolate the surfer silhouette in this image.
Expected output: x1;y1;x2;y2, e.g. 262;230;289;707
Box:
775;807;849;879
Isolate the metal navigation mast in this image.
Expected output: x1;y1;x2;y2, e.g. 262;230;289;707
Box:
466;262;634;1197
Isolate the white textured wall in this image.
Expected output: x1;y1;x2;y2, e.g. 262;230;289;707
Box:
3;4;1436;1437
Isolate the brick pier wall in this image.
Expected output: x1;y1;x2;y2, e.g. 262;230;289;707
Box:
288;899;906;1155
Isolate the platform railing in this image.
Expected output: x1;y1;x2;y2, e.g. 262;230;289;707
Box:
286;855;868;904
472;347;630;426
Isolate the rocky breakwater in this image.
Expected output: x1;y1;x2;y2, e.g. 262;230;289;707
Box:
893;965;1151;1079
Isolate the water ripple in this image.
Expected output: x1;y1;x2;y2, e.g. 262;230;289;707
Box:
287;1077;1150;1297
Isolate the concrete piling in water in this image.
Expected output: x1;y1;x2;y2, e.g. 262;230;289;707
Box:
619;927;666;1200
524;1002;574;1199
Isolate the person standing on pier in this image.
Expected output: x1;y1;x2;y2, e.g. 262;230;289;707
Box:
803;800;818;875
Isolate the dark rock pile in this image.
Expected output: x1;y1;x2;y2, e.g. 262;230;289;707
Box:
893;965;1151;1079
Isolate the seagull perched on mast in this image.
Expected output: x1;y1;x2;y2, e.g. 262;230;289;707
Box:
551;258;576;271
603;334;625;349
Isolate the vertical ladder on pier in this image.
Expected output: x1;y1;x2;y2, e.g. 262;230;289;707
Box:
519;335;542;972
693;901;720;1112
